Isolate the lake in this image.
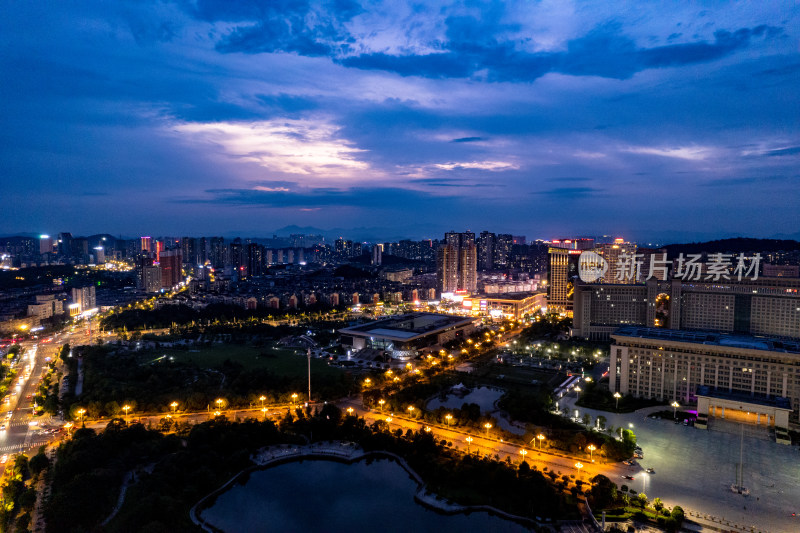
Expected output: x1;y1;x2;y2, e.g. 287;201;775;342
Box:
200;456;531;532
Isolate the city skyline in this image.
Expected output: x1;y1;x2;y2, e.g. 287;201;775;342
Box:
2;2;799;241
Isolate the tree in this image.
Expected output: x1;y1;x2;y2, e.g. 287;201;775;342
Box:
582;413;591;426
596;415;607;430
653;497;664;512
29;451;50;476
637;493;648;508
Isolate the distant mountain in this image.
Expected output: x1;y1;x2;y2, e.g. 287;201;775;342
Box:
662;237;800;256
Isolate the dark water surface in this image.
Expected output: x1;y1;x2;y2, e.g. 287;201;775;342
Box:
201;456;531;532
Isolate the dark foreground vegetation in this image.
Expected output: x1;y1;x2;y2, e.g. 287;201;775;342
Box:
46;406;581;532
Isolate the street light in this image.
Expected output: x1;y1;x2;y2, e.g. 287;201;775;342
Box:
259;395;267;409
445;413;453;427
587;444;596;462
215;398;224;412
407;406;415;417
378;399;385;412
347;407;355;416
574;385;581;398
484;422;492;437
77;408;86;427
519;449;528;463
122;404;131;421
261;407;268;421
671;401;680;419
537;434;545;449
170;401;178;414
363;378;372;388
614;392;622;410
291;393;298;406
466;436;473;453
575;462;584;479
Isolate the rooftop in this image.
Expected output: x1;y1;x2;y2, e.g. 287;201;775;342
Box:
339;313;475;341
611;326;800;354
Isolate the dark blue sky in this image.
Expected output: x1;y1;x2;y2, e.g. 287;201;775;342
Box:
1;1;798;241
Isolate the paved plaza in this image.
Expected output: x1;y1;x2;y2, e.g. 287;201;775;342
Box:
563;396;800;533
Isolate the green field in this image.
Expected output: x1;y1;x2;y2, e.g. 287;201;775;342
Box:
160;343;343;379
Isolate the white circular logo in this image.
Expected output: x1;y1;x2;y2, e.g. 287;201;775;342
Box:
578;251;607;283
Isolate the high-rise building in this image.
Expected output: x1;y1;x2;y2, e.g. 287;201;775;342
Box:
159;249;183;288
596;238;638;283
39;235;54;255
210;237;225;268
494;234;513;269
141;265;162;293
71;286;96;313
371;245;382;266
477;231;495;271
438;231;477;294
246;243;263;277
140;236;152;253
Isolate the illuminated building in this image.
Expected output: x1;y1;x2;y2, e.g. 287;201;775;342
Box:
39;235;54;255
573;277;800;341
437;231;477;294
610;326;799;427
477;231;495;271
159;249;182;288
460;292;546;319
339;313;476;360
70;286;96;313
547;238;595;314
140;236;152;253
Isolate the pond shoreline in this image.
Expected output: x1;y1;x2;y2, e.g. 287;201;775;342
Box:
189;441;550;532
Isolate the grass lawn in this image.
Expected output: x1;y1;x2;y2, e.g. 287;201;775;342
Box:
160;343;343;379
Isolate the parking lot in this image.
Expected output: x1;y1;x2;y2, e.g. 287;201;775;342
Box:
562;396;800;533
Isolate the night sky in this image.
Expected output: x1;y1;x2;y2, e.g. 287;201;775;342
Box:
2;1;798;241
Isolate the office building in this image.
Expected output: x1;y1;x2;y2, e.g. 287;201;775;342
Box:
573;277;800;341
494;234;513;268
610;326;799;426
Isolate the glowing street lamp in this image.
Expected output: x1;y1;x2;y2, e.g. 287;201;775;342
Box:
466;436;473;453
574;385;582;398
170;401;178;414
671;401;680;419
575;462;584;478
536;434;545;449
484;422;492;436
407;406;415;417
445;414;453;427
259;395;267;408
215;398;224;411
587;444;596;462
378;399;385;412
77;408;86;427
363;378;372;388
347;407;355;417
519;449;528;463
291;393;298;406
122;404;131;421
261;407;268;421
614;392;622;410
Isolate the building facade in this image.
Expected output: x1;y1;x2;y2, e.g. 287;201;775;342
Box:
573;277;800;341
610;326;800;426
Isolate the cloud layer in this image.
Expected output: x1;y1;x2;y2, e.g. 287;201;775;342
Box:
0;1;798;240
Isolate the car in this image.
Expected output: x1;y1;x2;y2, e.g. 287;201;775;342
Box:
646;468;655;474
0;424;6;431
622;475;635;481
623;460;633;465
683;419;689;426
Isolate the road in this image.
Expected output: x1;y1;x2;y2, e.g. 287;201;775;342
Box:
338;397;625;484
